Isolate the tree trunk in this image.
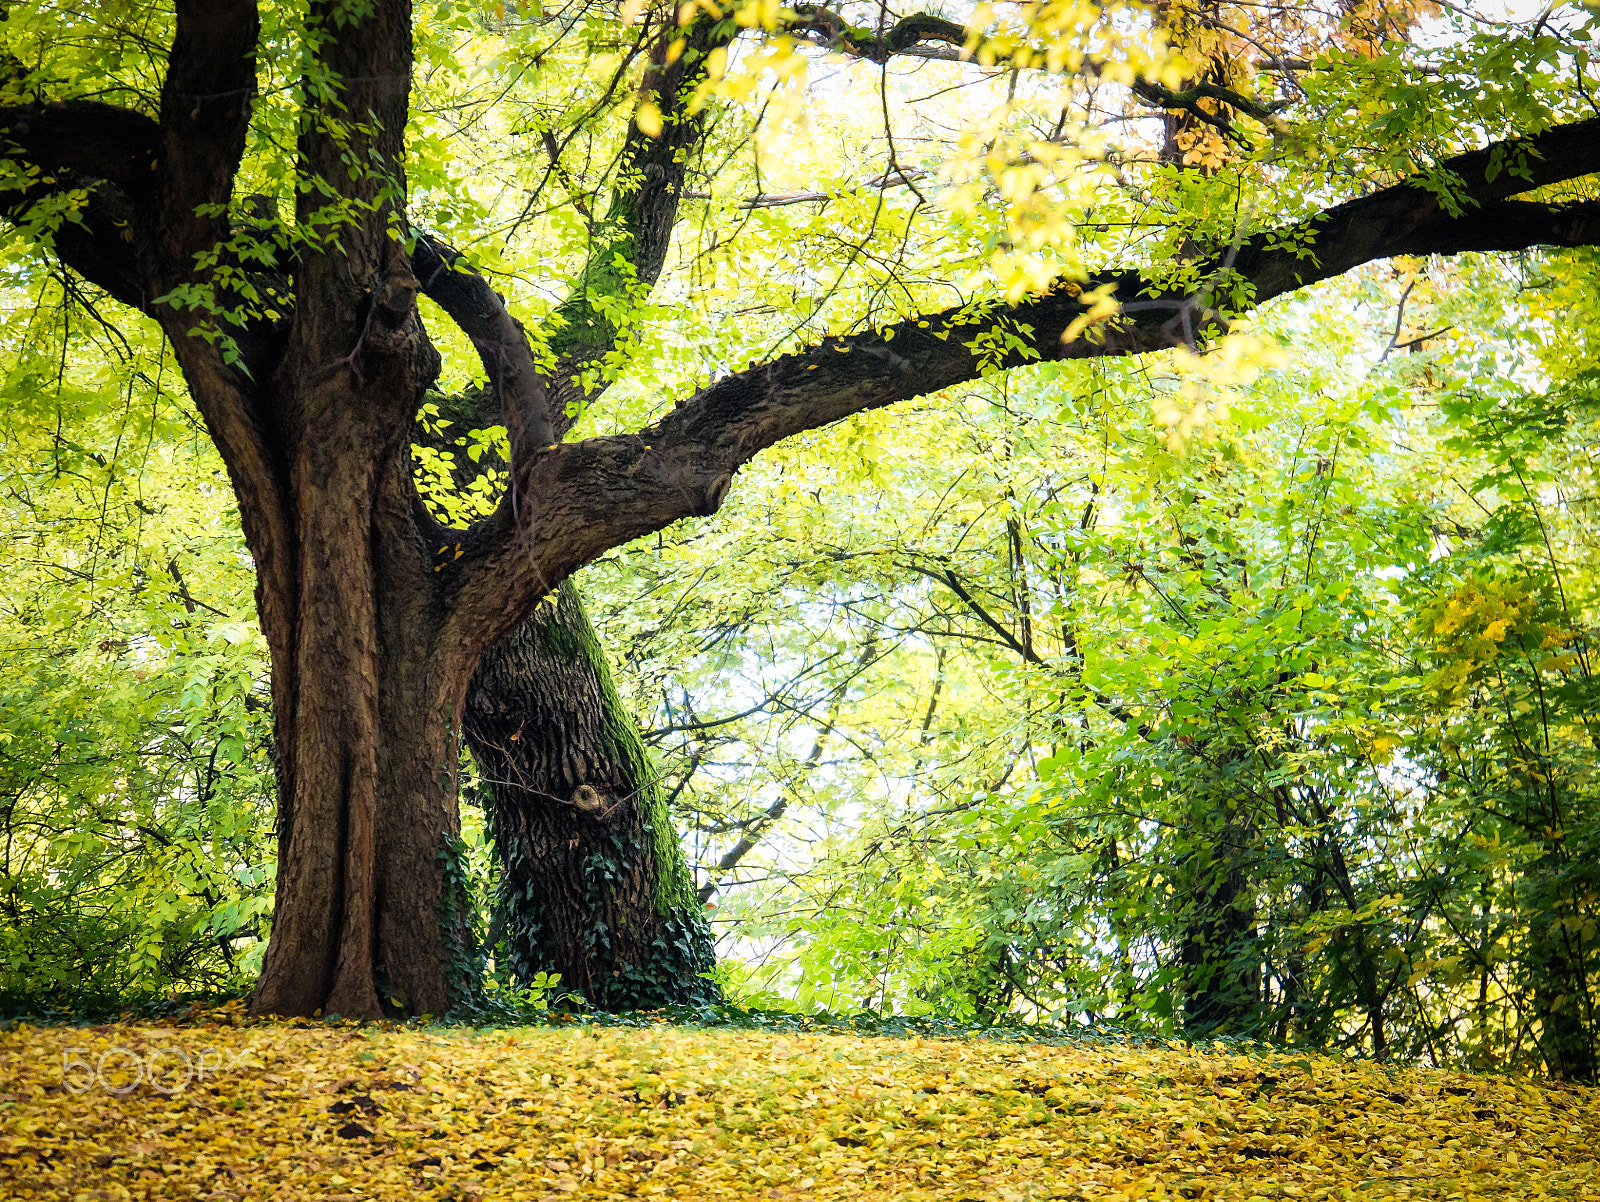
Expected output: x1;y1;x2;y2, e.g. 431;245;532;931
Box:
447;11;726;1014
464;582;718;1010
1174;751;1262;1033
1176;836;1261;1032
243;271;477;1020
1529;930;1597;1082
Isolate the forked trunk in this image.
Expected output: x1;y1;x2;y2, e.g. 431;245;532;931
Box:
464;582;717;1010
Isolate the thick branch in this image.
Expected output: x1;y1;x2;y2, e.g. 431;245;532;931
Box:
0;100;162;308
1132;79;1284;129
502;118;1600;604
0;96;290;381
789;6;967;63
0;101;160;197
156;0;259;284
414;235;552;454
547;14;727;365
10;175;157;309
790;5;1286;131
0;19;289;586
435;14;737;454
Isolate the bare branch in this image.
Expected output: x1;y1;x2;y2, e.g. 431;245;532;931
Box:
904;563;1043;665
684;168;931;209
789;5;1286;134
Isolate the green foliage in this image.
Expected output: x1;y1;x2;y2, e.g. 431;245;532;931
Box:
583;249;1600;1078
0;296;273;1011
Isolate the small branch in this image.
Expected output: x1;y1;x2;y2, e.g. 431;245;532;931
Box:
1394;325;1455;354
683;168;930;209
540;127;596;229
905;562;1042;665
168;556;229;618
696;798;787;903
1378;276;1416;362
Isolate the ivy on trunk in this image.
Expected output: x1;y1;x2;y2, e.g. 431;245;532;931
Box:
467;583;716;1009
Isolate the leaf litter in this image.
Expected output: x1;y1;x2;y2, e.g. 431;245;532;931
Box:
2;1008;1597;1201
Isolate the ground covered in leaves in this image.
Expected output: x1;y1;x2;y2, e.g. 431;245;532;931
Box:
3;1009;1598;1201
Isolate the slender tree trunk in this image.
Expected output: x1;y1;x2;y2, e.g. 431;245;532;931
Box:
1529;935;1596;1082
1526;857;1597;1081
1170;741;1262;1033
1176;836;1261;1032
464;582;717;1009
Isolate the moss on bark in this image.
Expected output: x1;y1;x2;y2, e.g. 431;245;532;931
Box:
466;582;717;1011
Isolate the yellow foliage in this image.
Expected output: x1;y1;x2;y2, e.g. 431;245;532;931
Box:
1425;579;1529;645
1417;578;1564;703
4;1016;1600;1199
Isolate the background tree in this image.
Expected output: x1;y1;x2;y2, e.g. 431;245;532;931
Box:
650;244;1600;1077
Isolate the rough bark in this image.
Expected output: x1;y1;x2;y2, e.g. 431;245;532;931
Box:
0;0;498;1019
465;584;716;1008
455;13;730;1011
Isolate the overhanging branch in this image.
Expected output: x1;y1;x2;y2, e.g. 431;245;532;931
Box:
508;117;1600;598
0;101;160;197
787;4;1285;132
788;6;968;63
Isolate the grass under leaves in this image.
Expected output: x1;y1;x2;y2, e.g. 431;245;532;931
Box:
2;1004;1598;1201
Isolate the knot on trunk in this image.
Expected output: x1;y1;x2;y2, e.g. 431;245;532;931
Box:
375;238;420;320
571;784;605;815
701;471;732;516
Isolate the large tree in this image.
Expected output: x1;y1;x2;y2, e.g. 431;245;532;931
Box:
3;0;1598;1019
